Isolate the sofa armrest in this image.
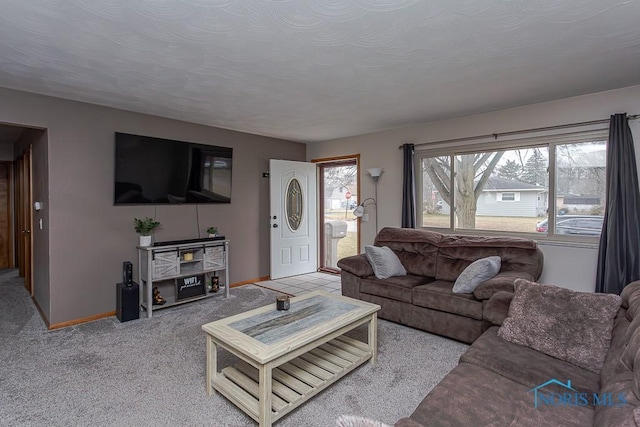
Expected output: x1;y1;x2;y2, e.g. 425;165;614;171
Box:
337;254;374;278
472;271;533;300
483;291;514;326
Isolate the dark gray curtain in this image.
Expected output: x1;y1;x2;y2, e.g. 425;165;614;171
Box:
402;143;416;228
596;113;640;294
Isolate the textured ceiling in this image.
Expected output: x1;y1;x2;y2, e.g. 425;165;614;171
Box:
1;1;640;143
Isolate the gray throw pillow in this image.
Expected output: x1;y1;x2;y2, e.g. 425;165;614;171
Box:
452;256;501;294
497;278;622;374
364;245;406;279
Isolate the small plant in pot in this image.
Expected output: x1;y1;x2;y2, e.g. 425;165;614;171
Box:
134;217;160;247
207;226;218;237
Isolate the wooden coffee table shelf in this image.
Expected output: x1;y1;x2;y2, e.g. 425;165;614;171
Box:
217;335;370;420
202;291;380;427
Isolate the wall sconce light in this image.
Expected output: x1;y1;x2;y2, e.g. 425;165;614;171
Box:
353;198;376;218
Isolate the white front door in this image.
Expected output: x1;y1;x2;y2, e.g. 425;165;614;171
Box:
270;159;317;279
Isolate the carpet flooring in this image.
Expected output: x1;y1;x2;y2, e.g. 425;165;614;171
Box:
0;270;468;426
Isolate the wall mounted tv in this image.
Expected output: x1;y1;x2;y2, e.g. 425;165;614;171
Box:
114;132;232;205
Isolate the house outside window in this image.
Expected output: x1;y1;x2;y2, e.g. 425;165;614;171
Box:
416;129;607;239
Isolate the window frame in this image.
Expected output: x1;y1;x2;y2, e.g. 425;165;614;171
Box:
415;129;608;244
497;192;519;202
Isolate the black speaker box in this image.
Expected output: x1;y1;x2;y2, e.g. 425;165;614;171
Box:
116;282;139;322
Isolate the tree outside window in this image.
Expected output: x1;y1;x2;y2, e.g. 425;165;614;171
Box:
417;132;606;238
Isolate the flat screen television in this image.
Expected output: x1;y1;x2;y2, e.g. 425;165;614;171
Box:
114;132;232;205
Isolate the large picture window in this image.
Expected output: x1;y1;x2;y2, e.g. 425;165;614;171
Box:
416;130;607;239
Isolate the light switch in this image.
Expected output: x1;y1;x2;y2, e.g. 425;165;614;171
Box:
362;213;369;222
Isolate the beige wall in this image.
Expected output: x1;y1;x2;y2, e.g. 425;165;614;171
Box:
0;87;305;325
307;84;640;292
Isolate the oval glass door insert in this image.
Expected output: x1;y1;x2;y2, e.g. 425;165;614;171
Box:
286;178;303;231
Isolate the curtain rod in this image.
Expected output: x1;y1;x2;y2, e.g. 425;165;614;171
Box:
399;114;640;149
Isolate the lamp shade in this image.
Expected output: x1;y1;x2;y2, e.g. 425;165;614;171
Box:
367;168;383;178
353;205;365;217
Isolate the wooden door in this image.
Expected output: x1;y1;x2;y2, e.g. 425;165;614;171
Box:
0;162;11;268
15;149;32;294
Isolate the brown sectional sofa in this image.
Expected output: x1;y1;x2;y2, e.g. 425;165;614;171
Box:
395;281;640;426
337;227;544;343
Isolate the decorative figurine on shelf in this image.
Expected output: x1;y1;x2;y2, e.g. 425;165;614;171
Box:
153;286;166;305
210;276;220;293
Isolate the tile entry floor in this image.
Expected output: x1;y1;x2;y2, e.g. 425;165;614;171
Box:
254;272;342;296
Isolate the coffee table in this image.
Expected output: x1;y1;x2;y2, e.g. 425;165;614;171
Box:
201;290;380;427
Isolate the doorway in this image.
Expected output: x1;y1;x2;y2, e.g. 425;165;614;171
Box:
0;162;12;269
15;148;32;294
269;159;318;280
315;156;360;272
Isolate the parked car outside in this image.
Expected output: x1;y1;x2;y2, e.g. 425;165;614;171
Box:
535;215;604;235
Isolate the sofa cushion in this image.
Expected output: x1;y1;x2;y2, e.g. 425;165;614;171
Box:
435;243;542;282
412;280;483;320
624;311;640;343
621;280;640;309
498;279;621;374
452;256;501;293
627;289;640;321
408;362;594;427
360;275;432;303
461;327;600;394
593;369;639;427
601;313;632;386
472;270;533;300
374;228;441;277
409;305;484;344
365;245;407;279
621;326;640;372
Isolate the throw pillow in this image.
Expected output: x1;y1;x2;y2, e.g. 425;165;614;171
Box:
452;256;501;294
497;278;622;373
364;245;407;279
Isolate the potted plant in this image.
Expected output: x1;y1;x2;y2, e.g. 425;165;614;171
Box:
207;226;218;237
134;217;160;247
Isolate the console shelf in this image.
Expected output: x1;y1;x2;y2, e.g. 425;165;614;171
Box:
137;239;229;318
140;289;226;312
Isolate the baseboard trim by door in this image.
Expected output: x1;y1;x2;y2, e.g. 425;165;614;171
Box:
48;311;116;330
230;276;270;287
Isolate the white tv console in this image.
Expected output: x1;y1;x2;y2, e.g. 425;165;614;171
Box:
137;239;229;318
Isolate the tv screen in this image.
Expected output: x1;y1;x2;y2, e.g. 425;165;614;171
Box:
114;132;232;205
